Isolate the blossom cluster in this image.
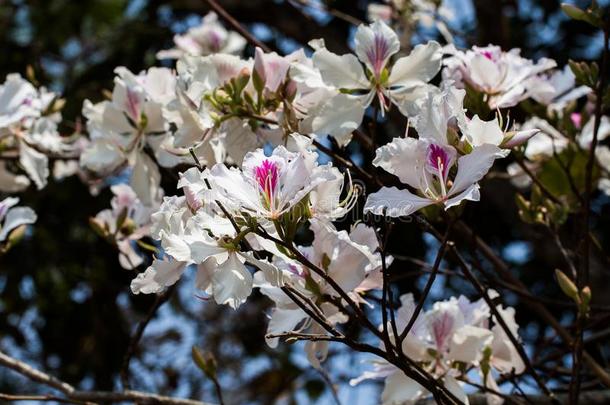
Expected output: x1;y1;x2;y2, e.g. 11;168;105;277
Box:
351;293;524;404
0;8;607;404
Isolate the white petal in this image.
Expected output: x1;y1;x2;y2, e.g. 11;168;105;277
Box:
239;251;286;287
161;233;192;262
80;139;125;173
301;93;366;146
373;137;427;188
354;20;399;77
19;140;49;190
117;239;144;269
212;253;253;309
448;325;493;363
130;258;186;294
443;375;469;405
381;371;425;405
313;48;369;89
444;183;480;210
130;151;162;206
449;144;502;195
265;307;306;348
364;187;432;217
388;41;442;88
187;232;227;264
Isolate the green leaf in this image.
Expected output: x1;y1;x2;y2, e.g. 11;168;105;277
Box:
537;147;598;207
561;3;603;27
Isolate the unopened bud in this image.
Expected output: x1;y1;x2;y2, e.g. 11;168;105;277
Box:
555;269;579;303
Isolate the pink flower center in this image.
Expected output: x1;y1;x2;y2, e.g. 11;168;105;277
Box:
426;144;454;182
480;50;494;61
254;159;279;204
366;33;390;79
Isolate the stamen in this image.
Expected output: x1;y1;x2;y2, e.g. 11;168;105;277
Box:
425;144;456;198
254;159;279;209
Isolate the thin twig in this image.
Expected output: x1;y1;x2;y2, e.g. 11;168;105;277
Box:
204;0;271;52
398;228;451;344
120;285;176;389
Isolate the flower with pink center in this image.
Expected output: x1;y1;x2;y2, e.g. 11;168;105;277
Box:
365;137;503;217
209;146;334;219
443;44;556;109
254;159;279;206
302;20;441;144
156;12;246;59
207;30;223;52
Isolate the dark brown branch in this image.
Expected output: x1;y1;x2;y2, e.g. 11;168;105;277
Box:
0;350;214;405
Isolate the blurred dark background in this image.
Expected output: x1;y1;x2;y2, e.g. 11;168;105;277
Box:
0;0;608;404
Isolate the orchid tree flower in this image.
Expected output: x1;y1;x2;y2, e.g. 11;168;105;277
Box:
157;12;246;60
208;145;335;220
525;65;591;113
90;184;158;269
0;73;70;190
80;67;177;205
253;47;291;94
0;197;37;244
129;189;253;308
412;86;538;154
351;293;523;405
364;136;502;217
443;44;556;109
347;223;395;306
130;167;285;309
299;20;441;145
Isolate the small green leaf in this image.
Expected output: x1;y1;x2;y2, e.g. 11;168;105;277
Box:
561;3;603;27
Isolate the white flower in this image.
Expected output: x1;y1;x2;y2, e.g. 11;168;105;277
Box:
522;117;569;160
80;67;176;204
92;184;158;269
0;74;41;129
299;21;441;145
443;44;556;109
364;137;502;217
412;86;537;151
352;294;522;405
253;47;291;93
157;12;246;59
130;168;271;309
0;74;68;190
208;145;334;220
